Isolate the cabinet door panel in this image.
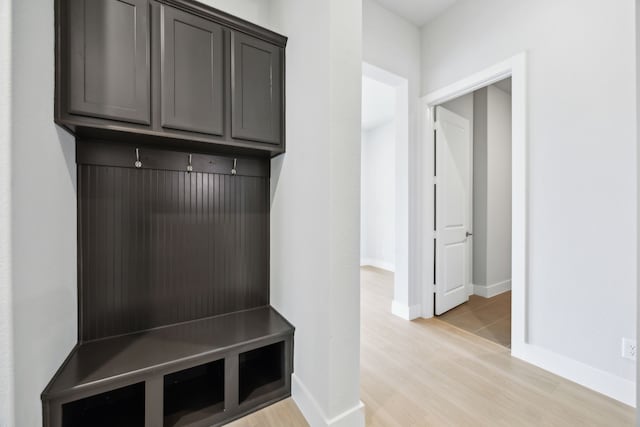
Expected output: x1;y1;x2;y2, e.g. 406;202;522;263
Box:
161;6;224;136
68;0;150;124
231;32;282;145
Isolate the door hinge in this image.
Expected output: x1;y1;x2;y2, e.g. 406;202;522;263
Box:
433;284;437;294
433;176;438;185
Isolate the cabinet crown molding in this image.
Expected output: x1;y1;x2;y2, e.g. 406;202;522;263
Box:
158;0;288;48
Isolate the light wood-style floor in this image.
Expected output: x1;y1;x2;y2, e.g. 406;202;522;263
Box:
438;291;511;348
229;267;634;426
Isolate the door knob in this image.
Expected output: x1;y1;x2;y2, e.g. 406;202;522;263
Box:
466;232;473;237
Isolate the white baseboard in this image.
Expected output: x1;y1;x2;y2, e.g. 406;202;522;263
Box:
360;258;395;272
473;279;511;298
511;343;636;407
292;374;365;427
391;300;421;320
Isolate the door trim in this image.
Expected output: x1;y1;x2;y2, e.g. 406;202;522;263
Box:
419;53;527;353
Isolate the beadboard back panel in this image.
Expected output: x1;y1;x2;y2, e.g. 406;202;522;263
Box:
77;141;269;341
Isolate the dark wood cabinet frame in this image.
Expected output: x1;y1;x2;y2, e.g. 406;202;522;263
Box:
55;0;287;157
44;1;293;424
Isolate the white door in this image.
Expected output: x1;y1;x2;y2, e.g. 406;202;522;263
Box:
435;106;472;315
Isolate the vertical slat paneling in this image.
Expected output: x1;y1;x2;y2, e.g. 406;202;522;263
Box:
78;164;269;341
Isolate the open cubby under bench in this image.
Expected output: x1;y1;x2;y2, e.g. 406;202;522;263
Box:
42;306;294;427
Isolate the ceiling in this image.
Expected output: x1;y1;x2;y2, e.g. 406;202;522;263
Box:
374;0;458;27
362;76;396;131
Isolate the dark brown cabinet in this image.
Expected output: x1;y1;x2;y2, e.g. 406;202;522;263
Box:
160;5;224;136
46;3;292;425
56;0;287;156
67;0;150;125
42;142;295;427
231;32;282;145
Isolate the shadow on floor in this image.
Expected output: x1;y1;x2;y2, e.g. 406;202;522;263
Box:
436;292;511;348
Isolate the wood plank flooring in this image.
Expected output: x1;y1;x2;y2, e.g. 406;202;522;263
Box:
437;291;511;348
229;266;634;426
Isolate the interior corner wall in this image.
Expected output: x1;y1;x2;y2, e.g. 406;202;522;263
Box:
0;0;13;425
472;86;512;293
11;0;78;425
484;86;512;289
361;122;397;272
422;0;636;386
472;88;488;288
441;93;474;124
269;0;364;425
362;0;421;314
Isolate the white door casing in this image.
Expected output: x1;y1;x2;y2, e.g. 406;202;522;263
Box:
435;106;472;315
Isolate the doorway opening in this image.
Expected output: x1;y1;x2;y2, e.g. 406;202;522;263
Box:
361;75;396;274
360;63;410;318
433;79;513;348
419;54;527;355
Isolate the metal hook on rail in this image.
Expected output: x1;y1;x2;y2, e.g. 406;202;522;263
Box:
187;154;193;173
135;148;142;168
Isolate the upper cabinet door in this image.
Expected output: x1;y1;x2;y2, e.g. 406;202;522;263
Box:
68;0;150;125
231;32;282;145
161;6;224;136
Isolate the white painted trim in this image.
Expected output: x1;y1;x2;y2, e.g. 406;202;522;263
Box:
360;258;395;272
292;374;365;427
363;62;406;87
424;57;514;106
325;401;366;427
473;280;511;298
511;344;636;407
391;300;421;320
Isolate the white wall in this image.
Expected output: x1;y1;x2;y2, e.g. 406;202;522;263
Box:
0;0;13;425
198;0;271;28
637;0;640;417
11;0;78;425
472;88;487;291
441;92;473;124
269;0;364;425
637;0;640;418
472;85;512;296
361;122;396;271
363;0;421;317
423;0;636;390
485;86;512;288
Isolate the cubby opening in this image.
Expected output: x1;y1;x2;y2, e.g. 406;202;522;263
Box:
62;382;144;427
239;341;285;404
163;359;225;427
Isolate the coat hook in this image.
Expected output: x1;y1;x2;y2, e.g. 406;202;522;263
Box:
187;154;193;173
135;148;142;168
231;158;237;176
